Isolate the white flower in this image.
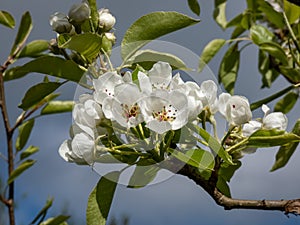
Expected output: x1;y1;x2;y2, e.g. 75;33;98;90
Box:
199;80;219;114
219;94;252;126
59;126;95;164
262;104;288;130
140;90;189;134
73;94;103;138
102;83;144;128
98;8;116;31
93;71;124;104
138;61;172;94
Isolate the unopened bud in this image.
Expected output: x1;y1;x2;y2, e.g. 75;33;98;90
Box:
68;2;91;24
98;9;116;31
49;12;72;34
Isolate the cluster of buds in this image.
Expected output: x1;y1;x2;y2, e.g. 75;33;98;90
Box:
49;1;116;36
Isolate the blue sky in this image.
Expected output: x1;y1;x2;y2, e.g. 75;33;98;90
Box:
1;0;300;224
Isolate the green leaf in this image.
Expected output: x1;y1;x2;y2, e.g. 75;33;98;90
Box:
16;119;34;151
19;82;62;110
17;40;49;58
250;85;294;110
30;198;54;225
274;91;298;113
271;119;300;171
127;165;160;188
0;10;15;28
20;145;39;160
199;39;226;72
250;25;274;45
216;177;231;197
259;42;289;66
40;215;70;225
58;33;103;62
226;13;243;28
279;66;300;84
121;11;200;61
213;0;227;29
230;26;246;39
219;160;242;182
41;101;74;115
218;43;240;94
10;11;32;56
284;0;300;24
4;55;86;82
258;50;279;88
187;0;201;16
87;0;99;31
190;125;234;165
248;129;300;147
86;172;120;225
7;159;35;184
258;1;285;28
125;49;187;70
169;148;215;170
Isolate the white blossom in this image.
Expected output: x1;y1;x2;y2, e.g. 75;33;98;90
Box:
139;90;189;134
99;8;116;31
262;104;288;130
199;80;219;114
219;93;252;126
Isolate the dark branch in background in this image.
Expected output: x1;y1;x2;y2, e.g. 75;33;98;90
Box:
0;56;16;225
165;159;300;216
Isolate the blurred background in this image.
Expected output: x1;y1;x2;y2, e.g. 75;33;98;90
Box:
1;0;300;224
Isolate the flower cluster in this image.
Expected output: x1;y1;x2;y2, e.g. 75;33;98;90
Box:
59;61;288;164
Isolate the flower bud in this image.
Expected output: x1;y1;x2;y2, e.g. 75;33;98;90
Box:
262;105;288;130
101;33;116;55
49;12;72;34
225;95;252;126
98;9;116;31
68;2;91;24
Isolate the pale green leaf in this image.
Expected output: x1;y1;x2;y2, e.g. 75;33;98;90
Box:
86;172;120;225
259;41;289;65
218;43;240;94
274;91;298;113
169;148;215;170
213;0;227;29
284;0;300;24
250;25;274;45
10;11;32;56
258;50;279;88
128;165;160;188
16;119;34;151
7;159;35;184
58;33;103;62
199;39;226;72
248;129;300;147
87;0;99;31
4;55;86;82
30;198;53;225
187;0;201;16
40;215;70;225
19;82;62;110
279;66;300;84
18;40;49;58
217;177;231;197
41;101;74;115
258;1;285;28
271;119;300;171
0;10;15;28
125;49;187;70
121;11;200;61
20;145;39;160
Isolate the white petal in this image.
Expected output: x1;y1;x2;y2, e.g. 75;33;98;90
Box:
138;71;152;94
225;95;252;125
102;97;114;120
123;71;132;83
263;112;288;130
242;120;262;137
200;80;218;106
58;140;73;162
218;93;231;117
148;61;172;89
72;133;95;164
114;83;142;105
262;104;271;115
146;120;172;134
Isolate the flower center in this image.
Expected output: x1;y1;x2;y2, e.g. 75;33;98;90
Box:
152;104;177;122
121;103;140;121
103;88;114;96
